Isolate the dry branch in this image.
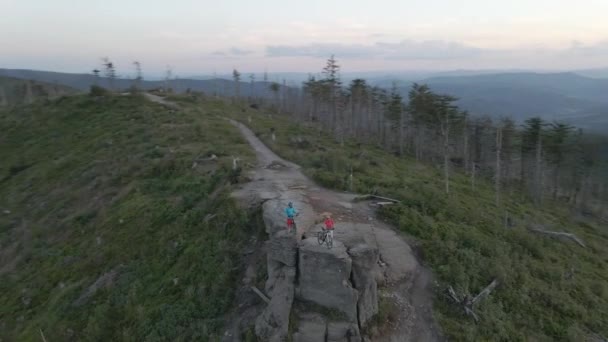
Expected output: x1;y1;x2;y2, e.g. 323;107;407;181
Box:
40;329;48;342
447;279;499;323
528;227;586;248
288;185;307;190
251;286;271;304
354;194;401;203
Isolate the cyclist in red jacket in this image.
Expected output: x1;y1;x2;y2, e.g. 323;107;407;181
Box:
323;215;335;241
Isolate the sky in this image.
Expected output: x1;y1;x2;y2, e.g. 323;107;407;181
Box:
2;0;608;76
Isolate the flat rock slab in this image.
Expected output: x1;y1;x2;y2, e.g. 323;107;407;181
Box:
327;321;361;342
297;238;358;322
293;313;327;342
336;222;417;283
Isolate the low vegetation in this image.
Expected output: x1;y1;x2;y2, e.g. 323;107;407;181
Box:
0;94;258;341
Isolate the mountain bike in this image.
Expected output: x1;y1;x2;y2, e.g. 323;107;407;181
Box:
317;228;333;249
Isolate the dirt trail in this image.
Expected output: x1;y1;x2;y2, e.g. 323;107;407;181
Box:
230;119;443;341
143;93;180;109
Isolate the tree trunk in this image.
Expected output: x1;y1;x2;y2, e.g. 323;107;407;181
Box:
495;126;503;206
399;107;405;155
0;87;7;106
443;113;450;194
471;162;476;191
535;136;543;205
463;122;469;174
25;80;34;104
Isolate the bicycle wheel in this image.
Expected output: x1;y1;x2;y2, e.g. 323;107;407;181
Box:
317;231;325;245
326;234;333;249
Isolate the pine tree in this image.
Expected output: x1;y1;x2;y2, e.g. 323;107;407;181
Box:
101;57;116;90
232;69;241;102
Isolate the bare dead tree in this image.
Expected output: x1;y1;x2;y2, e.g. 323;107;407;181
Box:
528;225;586;247
495;125;503;206
447;279;499;323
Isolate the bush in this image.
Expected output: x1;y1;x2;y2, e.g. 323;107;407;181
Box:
89;85;109;96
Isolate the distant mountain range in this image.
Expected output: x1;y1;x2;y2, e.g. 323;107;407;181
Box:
412;72;608;132
0;69;280;98
1;68;607;133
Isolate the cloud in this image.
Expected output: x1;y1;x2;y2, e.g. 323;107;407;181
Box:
266;40;483;60
563;40;608;57
228;47;254;55
211;47;254;57
266;43;374;58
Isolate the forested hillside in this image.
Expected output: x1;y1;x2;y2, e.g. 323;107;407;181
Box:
0;76;75;107
191;56;608;339
232;57;607;220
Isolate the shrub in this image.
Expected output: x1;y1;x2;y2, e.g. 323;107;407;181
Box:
89;85;108;96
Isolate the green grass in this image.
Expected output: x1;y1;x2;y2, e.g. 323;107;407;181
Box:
0;94;258;341
220;101;608;341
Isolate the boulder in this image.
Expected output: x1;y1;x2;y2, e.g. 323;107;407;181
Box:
297;238;358;322
348;244;379;327
263;200;288;235
255;267;295;341
265;263;296;298
293;313;327;342
327;321;361;342
267;229;298;267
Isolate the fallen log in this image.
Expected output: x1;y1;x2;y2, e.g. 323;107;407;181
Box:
250;286;271;304
354;194;401;203
528;227;586;248
471;279;499;306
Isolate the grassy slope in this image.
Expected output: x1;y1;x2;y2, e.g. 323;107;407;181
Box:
0;94;259;341
216;100;608;341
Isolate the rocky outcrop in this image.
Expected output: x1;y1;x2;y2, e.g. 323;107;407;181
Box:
267;229;298;267
348;244;379;327
293;313;327;342
327;321;361;342
292;313;362;342
255;224;298;340
262;199;289;235
255;266;295;341
256;200;381;341
297;238;359;322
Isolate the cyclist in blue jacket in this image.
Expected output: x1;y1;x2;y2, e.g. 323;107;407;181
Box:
285;202;298;232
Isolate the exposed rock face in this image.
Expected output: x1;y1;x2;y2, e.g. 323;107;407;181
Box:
267;229;298;267
297;238;359;322
257;200;381;341
255;268;294;341
348;244;379;327
263;199;289;235
293;313;327;342
256;223;298;341
327;321;361;342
